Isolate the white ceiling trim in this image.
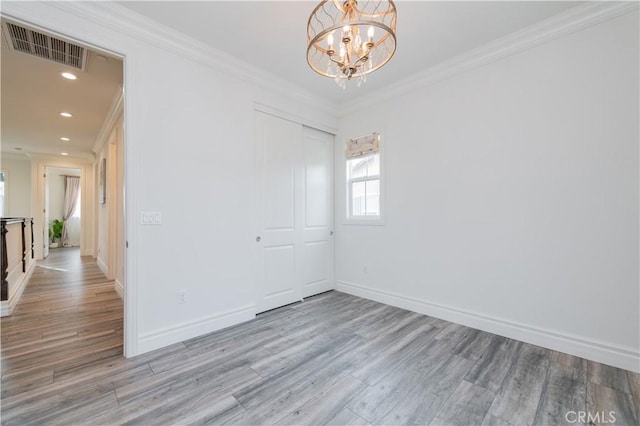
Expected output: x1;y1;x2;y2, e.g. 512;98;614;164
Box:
339;1;639;116
1;152;31;161
28;153;94;165
31;1;338;118
92;86;124;156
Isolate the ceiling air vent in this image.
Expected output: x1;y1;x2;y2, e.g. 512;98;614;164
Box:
2;21;87;71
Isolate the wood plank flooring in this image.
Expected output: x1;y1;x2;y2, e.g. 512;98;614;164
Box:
2;248;639;425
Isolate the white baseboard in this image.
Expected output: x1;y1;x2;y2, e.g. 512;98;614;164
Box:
1;260;36;317
336;280;640;373
114;279;124;300
96;256;108;277
137;304;256;354
81;248;94;257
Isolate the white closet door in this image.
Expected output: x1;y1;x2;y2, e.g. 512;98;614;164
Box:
254;111;334;313
301;126;334;298
254;111;304;313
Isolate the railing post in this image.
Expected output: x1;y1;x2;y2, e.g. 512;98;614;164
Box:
30;218;35;259
21;219;27;273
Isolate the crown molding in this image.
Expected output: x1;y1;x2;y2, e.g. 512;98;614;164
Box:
10;1;338;119
28;153;94;165
3;151;93;162
0;152;31;161
339;1;639;116
93;86;124;155
1;150;93;163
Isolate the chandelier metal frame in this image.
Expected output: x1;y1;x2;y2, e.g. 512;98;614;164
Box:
306;0;397;87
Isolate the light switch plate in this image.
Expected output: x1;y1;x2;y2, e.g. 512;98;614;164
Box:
141;211;162;225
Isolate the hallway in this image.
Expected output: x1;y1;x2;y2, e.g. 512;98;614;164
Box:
1;248;123;400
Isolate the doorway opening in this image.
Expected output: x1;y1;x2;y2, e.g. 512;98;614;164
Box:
44;167;82;255
1;16;127;356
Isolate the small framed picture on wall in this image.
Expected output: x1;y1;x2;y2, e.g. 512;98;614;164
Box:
99;158;106;204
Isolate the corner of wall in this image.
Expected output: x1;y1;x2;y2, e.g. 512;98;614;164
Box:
96;256;108;277
114;279;124;300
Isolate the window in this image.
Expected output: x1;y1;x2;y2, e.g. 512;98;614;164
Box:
72;188;81;218
345;133;382;222
347;154;380;217
0;171;5;217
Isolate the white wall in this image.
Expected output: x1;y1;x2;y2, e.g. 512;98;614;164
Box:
2;1;338;357
336;12;639;371
48;171;65;223
1;155;31;217
132;45;258;346
94;111;124;284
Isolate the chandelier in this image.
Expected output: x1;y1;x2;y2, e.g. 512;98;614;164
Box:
306;0;397;89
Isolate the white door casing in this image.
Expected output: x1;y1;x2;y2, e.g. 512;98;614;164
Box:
43;167;49;259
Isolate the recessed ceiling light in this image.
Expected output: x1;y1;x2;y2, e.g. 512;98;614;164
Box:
61;72;77;80
60;137;70;141
60;112;72;118
61;152;69;156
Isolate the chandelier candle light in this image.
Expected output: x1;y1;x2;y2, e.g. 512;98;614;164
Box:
307;0;397;89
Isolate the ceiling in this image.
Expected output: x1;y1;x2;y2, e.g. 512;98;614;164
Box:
118;1;582;104
1;1;583;158
1;21;123;159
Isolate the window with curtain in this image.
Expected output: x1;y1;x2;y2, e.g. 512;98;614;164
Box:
345;133;382;222
62;176;81;247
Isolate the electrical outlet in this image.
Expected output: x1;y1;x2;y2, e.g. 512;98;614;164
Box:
178;289;187;304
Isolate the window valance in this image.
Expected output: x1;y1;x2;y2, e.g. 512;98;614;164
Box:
345;133;379;158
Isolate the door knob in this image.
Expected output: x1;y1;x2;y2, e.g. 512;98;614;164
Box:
256;236;261;242
330;231;334;236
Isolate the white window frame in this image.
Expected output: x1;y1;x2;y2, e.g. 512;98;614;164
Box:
344;139;385;226
0;170;7;217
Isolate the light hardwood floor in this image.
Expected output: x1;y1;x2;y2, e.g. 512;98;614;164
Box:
1;248;639;425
